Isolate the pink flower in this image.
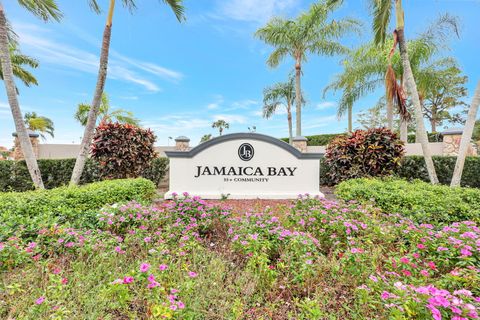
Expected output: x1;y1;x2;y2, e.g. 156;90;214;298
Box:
401;269;412;277
188;271;198;278
417;243;426;250
159;264;168;271
35;296;45;305
381;291;392;300
123;276;134;284
460;248;472;257
400;257;409;264
140;263;151;273
61;278;68;285
305;259;313;265
144;237;152;243
420;269;429;277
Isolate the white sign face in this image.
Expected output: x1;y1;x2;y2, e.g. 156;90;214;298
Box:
165;133;324;199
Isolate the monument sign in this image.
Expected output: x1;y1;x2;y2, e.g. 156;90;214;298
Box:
165;133;323;199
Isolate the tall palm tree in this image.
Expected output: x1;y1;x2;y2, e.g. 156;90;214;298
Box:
370;0;439;184
255;1;360;137
324;16;458;138
212;120;229;136
24;112;54;140
0;0;62;189
75;92;139;126
262;76;299;144
70;0;185;185
451;81;480;187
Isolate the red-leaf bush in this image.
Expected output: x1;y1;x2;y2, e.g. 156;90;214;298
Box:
91;122;157;179
325;128;405;184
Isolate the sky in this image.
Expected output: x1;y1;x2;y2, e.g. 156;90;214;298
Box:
0;0;479;148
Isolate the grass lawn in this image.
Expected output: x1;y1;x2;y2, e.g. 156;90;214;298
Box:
1;194;479;319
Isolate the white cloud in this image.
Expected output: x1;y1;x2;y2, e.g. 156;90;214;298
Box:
12;22;183;93
205;95;224;110
213;114;248;124
217;0;301;23
316;101;337;110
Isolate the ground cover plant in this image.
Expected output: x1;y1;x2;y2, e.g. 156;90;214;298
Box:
0;178;155;241
1;191;479;319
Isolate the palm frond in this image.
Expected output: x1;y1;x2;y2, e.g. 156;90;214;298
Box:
369;0;392;45
161;0;185;22
17;0;62;22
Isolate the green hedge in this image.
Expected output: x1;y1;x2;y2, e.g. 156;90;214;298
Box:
407;132;443;143
336;178;480;224
319;156;480;187
0;178;156;240
282;133;346;146
0;158;169;192
281;132;443;146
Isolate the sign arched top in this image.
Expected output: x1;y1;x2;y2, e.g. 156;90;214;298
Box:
165;132;323;159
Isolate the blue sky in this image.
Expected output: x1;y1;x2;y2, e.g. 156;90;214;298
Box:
0;0;479;147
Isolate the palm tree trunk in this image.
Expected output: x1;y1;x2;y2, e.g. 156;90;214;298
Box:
451;80;480;187
431;105;437;133
400;118;408;142
347;105;353;132
397;32;438;183
386;98;393;130
295;56;302;137
0;4;44;189
395;0;438;184
70;0;115;185
287;105;293;144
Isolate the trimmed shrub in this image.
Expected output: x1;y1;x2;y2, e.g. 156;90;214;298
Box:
91;122;157;179
0;158;169;191
325;128;405;184
336;178;480;224
0;178;156;240
407;132;443;143
282;133;345;146
396;156;480;188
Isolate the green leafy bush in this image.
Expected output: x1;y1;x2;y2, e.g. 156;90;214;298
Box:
0;178;156;240
91;122;157;179
0;158;168;191
336;178;480;224
396;156;480;188
325;128;405;184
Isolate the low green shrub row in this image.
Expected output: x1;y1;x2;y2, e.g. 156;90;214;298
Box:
336;178;480;224
0;178;156;240
0;158;169;192
396;156;480;187
319;156;480;187
281;132;442;146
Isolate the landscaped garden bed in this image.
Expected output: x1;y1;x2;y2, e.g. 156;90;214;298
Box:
1;186;479;319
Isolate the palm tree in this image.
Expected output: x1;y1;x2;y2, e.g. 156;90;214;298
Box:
255;1;360;137
75;92;139;126
370;0;439;184
0;44;39;89
262;76;299;144
24;112;54;140
0;1;62;189
70;0;185;185
451;81;480;187
324;16;458;138
212;120;229;136
200;134;212;143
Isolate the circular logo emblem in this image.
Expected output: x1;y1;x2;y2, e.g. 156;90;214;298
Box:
238;143;254;161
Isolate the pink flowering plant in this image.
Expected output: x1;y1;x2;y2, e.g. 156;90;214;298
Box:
1;191;479;319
